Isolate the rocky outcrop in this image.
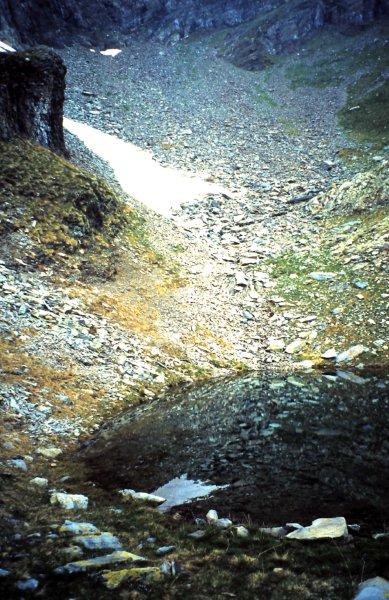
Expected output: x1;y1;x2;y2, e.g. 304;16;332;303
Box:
221;0;389;70
0;49;66;154
0;0;387;48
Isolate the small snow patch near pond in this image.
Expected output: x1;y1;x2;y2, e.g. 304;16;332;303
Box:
153;474;228;512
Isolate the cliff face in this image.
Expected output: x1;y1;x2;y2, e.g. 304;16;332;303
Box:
0;49;66;154
1;0;387;48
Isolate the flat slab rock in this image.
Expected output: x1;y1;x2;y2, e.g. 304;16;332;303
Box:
54;550;147;575
286;517;348;540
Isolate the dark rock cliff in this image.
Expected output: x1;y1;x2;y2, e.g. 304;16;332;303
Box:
1;0;386;49
222;0;389;70
0;49;67;154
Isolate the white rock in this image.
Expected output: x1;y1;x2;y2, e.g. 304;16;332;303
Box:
236;526;249;538
30;477;48;488
216;518;233;529
354;577;389;600
100;48;122;57
268;338;285;351
286;517;348;540
50;493;89;510
235;271;249;286
37;446;62;459
321;348;337;359
285;339;304;354
206;509;219;524
118;489;165;505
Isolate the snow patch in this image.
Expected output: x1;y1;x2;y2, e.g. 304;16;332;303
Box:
153;474;228;511
63;118;230;217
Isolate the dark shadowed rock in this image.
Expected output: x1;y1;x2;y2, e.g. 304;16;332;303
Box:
0;49;66;154
0;0;387;49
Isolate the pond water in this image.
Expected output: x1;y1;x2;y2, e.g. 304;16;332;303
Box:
82;370;389;530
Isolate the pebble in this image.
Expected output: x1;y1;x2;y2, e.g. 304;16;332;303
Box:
102;567;162;589
188;530;207;540
155;545;176;556
308;271;337;281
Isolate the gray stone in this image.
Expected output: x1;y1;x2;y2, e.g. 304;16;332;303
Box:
15;578;39;591
155;545;176;556
54;550;147;575
8;458;27;471
74;532;122;551
309;272;337;281
354;577;389;600
0;568;10;577
336;345;366;363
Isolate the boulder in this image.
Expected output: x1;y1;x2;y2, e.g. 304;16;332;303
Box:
0;49;66;154
286;517;348;540
354;577;389;600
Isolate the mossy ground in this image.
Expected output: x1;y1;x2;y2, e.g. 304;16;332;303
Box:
283;29;389;149
0;139;163;280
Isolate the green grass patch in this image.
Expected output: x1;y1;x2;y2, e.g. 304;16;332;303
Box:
254;83;279;107
0;139;158;278
264;207;389;364
339;69;389;146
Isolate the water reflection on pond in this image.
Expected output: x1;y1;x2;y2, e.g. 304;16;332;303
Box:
83;370;389;529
